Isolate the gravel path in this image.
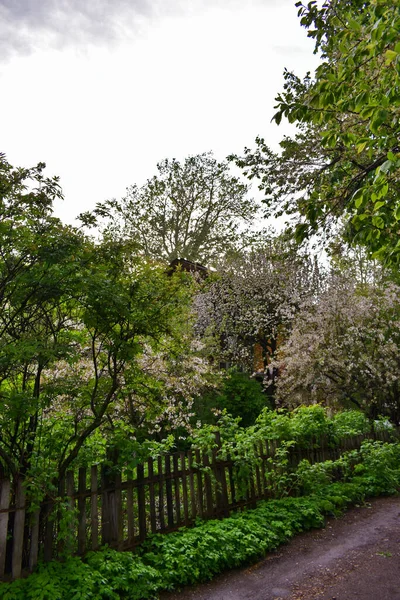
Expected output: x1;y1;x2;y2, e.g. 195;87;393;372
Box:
160;495;400;600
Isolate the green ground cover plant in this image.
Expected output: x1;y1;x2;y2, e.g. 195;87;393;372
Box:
1;439;399;600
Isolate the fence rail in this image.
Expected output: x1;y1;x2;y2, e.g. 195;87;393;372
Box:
0;429;395;580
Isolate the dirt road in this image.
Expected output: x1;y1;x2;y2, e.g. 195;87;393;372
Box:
160;495;400;600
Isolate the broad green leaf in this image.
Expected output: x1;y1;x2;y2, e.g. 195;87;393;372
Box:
379;161;391;175
352;189;364;208
385;50;397;65
372;215;385;229
357;141;368;154
348;18;361;32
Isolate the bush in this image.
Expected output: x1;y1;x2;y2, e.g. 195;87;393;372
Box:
332;411;371;438
193;370;268;427
1;436;398;600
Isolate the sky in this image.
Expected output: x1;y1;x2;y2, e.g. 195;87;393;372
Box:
0;0;321;224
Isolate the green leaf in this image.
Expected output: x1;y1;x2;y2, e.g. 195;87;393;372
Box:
385;50;397;65
372;216;385;229
348;18;361;32
357;141;368;154
370;109;389;134
379;161;391;175
360;105;377;119
352;189;364;208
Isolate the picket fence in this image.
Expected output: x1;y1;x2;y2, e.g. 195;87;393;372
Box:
0;429;393;581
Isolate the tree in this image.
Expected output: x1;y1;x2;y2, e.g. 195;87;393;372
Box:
233;0;400;265
85;153;258;266
196;239;320;374
0;155;205;485
274;272;400;424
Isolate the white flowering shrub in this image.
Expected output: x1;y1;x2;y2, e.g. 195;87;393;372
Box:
275;274;400;424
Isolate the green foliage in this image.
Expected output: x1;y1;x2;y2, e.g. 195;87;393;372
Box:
138;498;326;588
351;440;400;495
194;370;267;427
296;459;335;496
1;440;399;599
265;441;297;498
190;405;374;500
0;551;160;600
0;154;206;499
254;405;338;447
233;0;400;265
84;152;258;267
332;411;371;438
216;372;269;426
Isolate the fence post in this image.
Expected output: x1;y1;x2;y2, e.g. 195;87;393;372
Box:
157;457;165;531
180;452;190;525
137;463;146;542
90;466;99;551
187;450;197;521
111;472;123;550
194;450;204;518
43;496;55;563
77;467;87;554
202;453;213;517
0;478;10;578
213;431;229;517
101;464;111;545
148;458;157;534
165;455;174;529
29;508;40;572
172;453;182;527
126;469;135;547
11;477;26;579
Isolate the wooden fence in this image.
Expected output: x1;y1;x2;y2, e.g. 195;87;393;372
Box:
0;429;395;581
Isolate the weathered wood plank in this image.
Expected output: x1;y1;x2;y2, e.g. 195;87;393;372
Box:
29;509;40;572
114;472;123;550
157;457;165;531
202;453;213;517
259;441;267;498
101;465;110;545
228;461;236;506
187;451;197;521
180;452;189;525
148;459;157;534
195;449;204;518
77;467;86;554
173;453;181;526
0;478;10;578
66;470;76;554
12;477;26;579
90;466;99;551
137;464;146;541
126;470;135;547
165;455;174;528
43;499;55;562
254;444;262;500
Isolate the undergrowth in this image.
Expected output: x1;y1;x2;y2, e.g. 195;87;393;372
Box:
0;440;399;600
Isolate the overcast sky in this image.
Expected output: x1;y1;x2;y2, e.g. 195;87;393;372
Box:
1;0;320;224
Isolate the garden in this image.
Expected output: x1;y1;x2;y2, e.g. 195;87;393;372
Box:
1;0;400;597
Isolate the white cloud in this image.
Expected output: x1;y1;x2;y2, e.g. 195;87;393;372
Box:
0;0;320;224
